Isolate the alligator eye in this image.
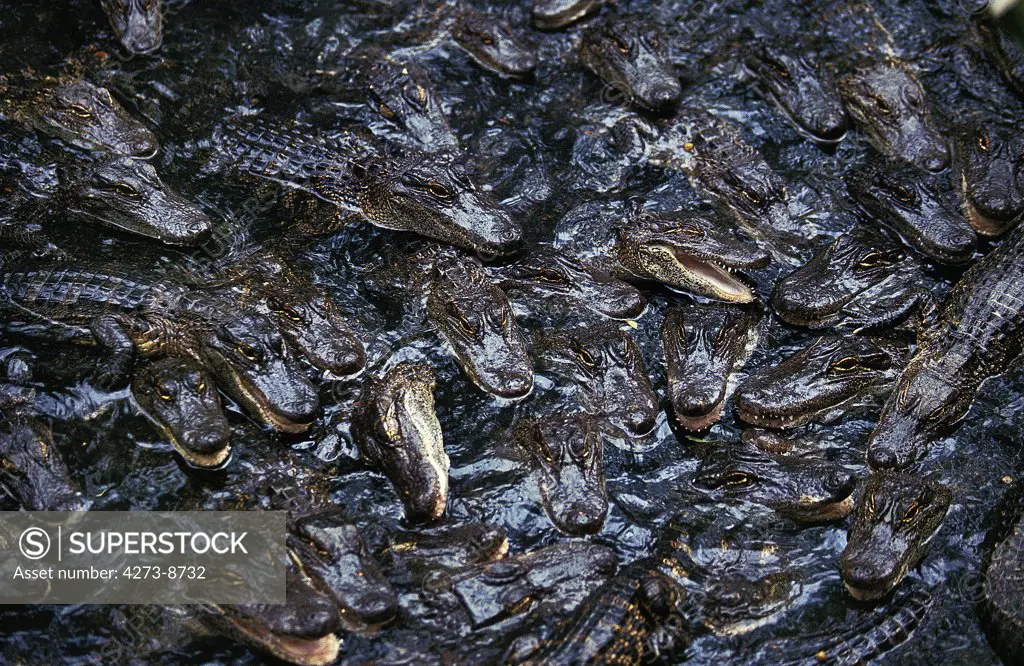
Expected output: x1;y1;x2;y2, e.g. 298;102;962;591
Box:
571;341;598;368
378;103;397;120
892;185;915;203
858;353;893;371
426;181;454;199
115;183;140;198
647;34;660;50
856;251;894;269
722;471;754;488
668;223;703;237
481;36;495;46
196;373;206;393
533;268;568;284
901;502;920;523
237;343;261;362
977;134;990;153
742;188;763;205
456;313;477;337
865;492;876;514
68;104;93;119
765;57;790;78
156;382;174;401
613;36;631;55
874;97;891;115
830;356;860;373
273;302;304;323
926;404;948;423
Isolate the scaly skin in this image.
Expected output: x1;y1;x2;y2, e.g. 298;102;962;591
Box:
580;18;682;113
661;303;760;430
0;73;157;157
772;221;930;330
984;504;1024;663
99;0;163;55
846;158;977;265
532;0;600;30
975;16;1024;99
692;441;856;522
954;115;1024;236
534;322;658;438
452;8;538;78
839;57;950;173
213;117;521;255
513;413;608;536
352;362;449;523
745;41;849;143
867;223;1024;470
735;335;904;429
841;472;952;600
0;264;319;433
131;356;232;469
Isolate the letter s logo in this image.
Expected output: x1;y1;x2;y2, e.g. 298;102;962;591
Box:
19;528;50;560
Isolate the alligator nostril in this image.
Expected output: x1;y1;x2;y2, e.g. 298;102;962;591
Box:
648;85;681;111
867;445;897;470
922;146;951;173
826;471;855;494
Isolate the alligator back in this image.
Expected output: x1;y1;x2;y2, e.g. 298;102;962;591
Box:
1;267;159;313
984;510;1024;663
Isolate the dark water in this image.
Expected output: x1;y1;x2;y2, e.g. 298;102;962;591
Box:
0;0;1023;664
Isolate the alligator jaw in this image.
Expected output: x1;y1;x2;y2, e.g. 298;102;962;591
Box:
676;403;724;431
222;612;340;666
655;244;755;303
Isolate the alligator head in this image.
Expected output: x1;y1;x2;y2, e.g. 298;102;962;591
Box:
532;0;600;30
846;159;977;265
514;413;608;535
745;43;848;143
355;153;522;257
735;336;904;429
703;570;798;636
99;0;163;54
975;16;1024;98
661;303;760;430
26;79;158;157
426;255;534;399
954;117;1024;236
580;18;682;113
64;155;212;246
353;362;449;523
839;58;950;173
616;211;770;303
195;303;319;433
259;289;365;378
453;9;538;78
495;246;646;320
772;222;926;329
288;512;399;630
535;322;658;438
360;58;458;152
131;356;232;469
692;442;856;522
866;355;974;471
841;471;952;601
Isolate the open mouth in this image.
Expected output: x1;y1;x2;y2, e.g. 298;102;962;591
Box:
736;402;817;429
961;190;1014;236
223;613;340;666
659;244;755;303
843;576;896;602
675;402;724;431
169;435;232;469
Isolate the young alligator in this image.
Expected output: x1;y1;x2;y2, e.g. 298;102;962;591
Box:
532;0;601;30
772;221;931;331
450;7;539;79
512;412;608;536
975;14;1024;99
846;156;977;265
98;0;163;55
735;335;905;429
867;222;1024;470
983;495;1024;663
0;72;157;157
661;303;760;430
211;117;522;256
352;361;449;524
130;356;232;469
579;17;682;114
954;114;1024;237
0;263;319;433
534;321;659;438
841;471;952;601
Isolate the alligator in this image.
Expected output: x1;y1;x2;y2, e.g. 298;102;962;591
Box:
372;521;510;584
512;412;608;535
130;356;232;469
532;0;600;30
513;560;691;665
534;321;658;438
691;441;856;522
846;157;977;265
0;73;158;157
0;356;86;511
0;264;319;433
867;222;1024;470
735;335;905;429
579;18;682;113
55;154;213;246
661;303;760;430
983;496;1024;663
772;221;931;331
841;471;952;600
220;252;365;378
553;201;771;304
954;115;1024;237
352;361;449;523
839;57;950;173
975;15;1024;99
452;7;538;79
493;245;647;321
212;117;521;256
744;41;849;144
99;0;163;55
